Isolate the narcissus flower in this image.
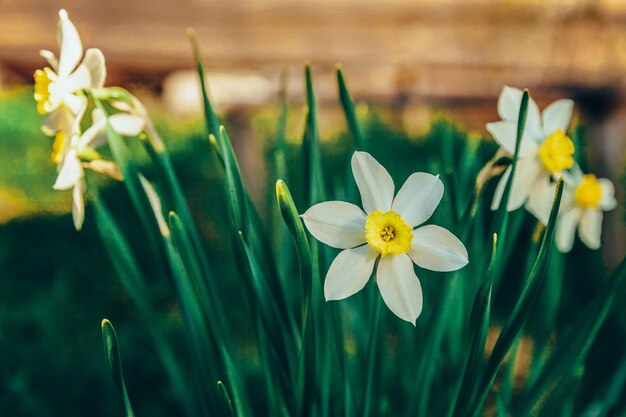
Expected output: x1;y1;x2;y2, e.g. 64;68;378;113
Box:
54;107;145;230
301;152;468;324
35;9;106;160
527;166;617;252
488;86;576;212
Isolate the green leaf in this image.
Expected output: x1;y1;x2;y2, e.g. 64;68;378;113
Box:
92;193;199;417
276;180;312;330
233;229;297;415
139;177;250;416
101;319;136;417
492;89;529;234
217;381;236;417
491;90;529;280
168;212;221;335
217;127;248;232
450;234;497;417
362;296;383;417
336;66;366;150
217;125;295;331
274;67;289;182
275;180;317;415
581;356;626;417
90;96;161;255
217;124;297;339
140;126;228;337
186;28;221;142
303;65;326;204
468;177;564;416
515;256;626;416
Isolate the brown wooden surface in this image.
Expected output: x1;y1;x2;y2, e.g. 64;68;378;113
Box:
1;0;626;99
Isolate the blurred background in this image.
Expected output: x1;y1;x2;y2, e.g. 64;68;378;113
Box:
0;0;625;415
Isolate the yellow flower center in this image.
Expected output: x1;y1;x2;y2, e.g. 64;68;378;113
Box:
575;174;603;208
34;67;57;115
538;129;575;174
365;210;413;257
51;131;68;164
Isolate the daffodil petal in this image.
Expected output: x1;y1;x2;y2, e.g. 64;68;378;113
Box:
491;158;542;211
526;176;557;226
579;209;602;250
39;49;59;71
65;94;87;116
324;245;378;301
555;207;582;253
391;173;443;227
65;63;92;94
496;85;543;141
72;178;85;231
377;254;423;324
486;121;537;157
408;225;468;272
352;151;394;214
302;201;367;249
41;106;74;136
109;114;146;136
84;160;122;181
80;119;107;149
542;99;574;137
84;48;107;88
599;179;617;211
54;150;82;190
57;9;83;78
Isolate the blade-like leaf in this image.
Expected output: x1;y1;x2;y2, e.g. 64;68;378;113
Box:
468;177;564;416
101;319;136;417
303;65;326;204
492;89;529;235
362;296;383;417
490;90;529;285
217;381;236;417
186;28;221;141
336;66;366;150
276;180;312;330
217;127;247;232
450;234;497;417
91;96;161;256
515;256;626;416
140;126;229;338
92;193;198;417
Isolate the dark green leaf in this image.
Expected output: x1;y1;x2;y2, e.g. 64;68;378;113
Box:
101;319;136;417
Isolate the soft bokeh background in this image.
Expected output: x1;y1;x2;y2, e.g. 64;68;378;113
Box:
0;0;624;415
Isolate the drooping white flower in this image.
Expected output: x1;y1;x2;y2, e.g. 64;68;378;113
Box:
488;86;576;213
34;9;106;164
54;107;145;230
526;166;617;252
301;151;468;324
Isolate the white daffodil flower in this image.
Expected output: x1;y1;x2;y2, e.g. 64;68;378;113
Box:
54;107;145;230
527;166;617;252
488;86;576;212
34;9;106;165
301;151;468;324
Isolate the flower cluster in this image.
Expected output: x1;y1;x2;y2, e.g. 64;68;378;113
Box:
34;10;146;230
488;86;616;252
34;11;617;327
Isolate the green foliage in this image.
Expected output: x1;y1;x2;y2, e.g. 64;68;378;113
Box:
1;56;625;417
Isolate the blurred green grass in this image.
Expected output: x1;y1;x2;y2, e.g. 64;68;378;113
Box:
0;87;624;416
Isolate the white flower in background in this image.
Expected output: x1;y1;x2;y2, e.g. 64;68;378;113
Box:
301;151;468;324
527;166;617;252
487;86;576;212
34;9;106;165
54;107;145;230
